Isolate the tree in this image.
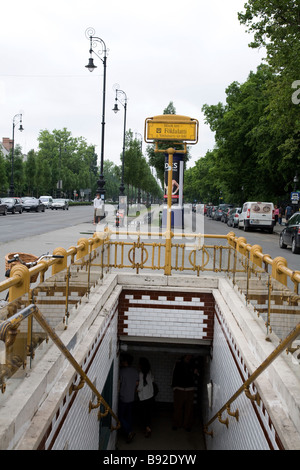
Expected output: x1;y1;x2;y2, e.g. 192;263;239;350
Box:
238;0;300;192
36;128;98;197
24;150;37;195
238;0;300;72
0;148;8;194
5;144;25;196
103;160;120;201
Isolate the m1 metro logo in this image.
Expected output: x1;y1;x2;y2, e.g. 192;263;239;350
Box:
292;80;300;104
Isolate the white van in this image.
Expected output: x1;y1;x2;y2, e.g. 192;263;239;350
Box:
40;196;53;209
238;202;275;233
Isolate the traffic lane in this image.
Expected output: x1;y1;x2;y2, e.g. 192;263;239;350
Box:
202;216;300;274
0;206;93;243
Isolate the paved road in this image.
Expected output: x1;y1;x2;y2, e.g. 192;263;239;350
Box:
0;205;92;243
0;206;93;272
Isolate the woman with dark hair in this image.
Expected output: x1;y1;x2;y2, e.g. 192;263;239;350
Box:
137;357;154;438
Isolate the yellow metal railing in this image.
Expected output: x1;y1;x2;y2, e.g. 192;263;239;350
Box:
0;228;299;396
0;303;120;430
204;321;300;437
1;229;300;300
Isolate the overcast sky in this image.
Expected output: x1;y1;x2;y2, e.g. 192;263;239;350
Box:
0;0;265;170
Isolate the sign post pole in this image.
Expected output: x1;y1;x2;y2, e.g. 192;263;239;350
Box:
144;114;199;275
165;147;175;275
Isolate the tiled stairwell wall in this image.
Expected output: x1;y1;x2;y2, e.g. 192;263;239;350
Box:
118;289;215;404
118;289;215;341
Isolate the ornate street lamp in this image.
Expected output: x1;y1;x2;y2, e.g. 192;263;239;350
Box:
294;172;299;212
85;27;107;199
113;86;127;196
10;113;24;197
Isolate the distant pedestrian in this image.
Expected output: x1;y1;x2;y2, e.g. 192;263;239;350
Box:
285;204;292;222
93;193;104;224
137;357;154;438
278;206;284;225
119;353;139;443
274;205;279;225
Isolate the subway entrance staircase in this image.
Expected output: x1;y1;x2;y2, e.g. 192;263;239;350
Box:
0;223;300;450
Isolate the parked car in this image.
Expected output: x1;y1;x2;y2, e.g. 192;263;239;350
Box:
219;204;234;221
206;205;213;217
1;197;23;214
207;205;217;218
52;198;69;210
227;207;241;227
22;197;45;212
0;199;8;216
213;206;224;221
279;212;300;254
212;204;233;221
39;196;53;209
238;201;275;233
221;206;234;223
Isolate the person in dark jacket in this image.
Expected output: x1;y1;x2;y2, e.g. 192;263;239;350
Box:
171;354;198;431
119;353;139;443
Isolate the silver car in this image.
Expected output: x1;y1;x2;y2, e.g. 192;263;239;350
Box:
227;207;241;227
52;199;69;210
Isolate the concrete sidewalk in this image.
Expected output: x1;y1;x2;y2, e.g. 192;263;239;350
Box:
0;221;94;274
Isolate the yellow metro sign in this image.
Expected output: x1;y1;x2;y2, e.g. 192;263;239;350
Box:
145;114;198;143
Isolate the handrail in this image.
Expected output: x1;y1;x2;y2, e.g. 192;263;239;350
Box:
1;230;300;300
227;233;300;292
0;304;120;430
204;321;300;436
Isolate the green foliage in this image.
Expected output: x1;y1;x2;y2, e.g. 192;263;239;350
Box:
238;0;300;71
1;127;161;202
0;147;8;192
123;129;163;201
184;1;300;205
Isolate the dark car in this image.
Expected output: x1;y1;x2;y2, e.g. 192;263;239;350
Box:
207;205;217;218
212;206;224;221
0;199;8;216
227;207;241;227
221;207;231;223
206;205;213;217
213;203;233;221
22;197;45;212
279;212;300;254
1;197;23;214
216;203;234;222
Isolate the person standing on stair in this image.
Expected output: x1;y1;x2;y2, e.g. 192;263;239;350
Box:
137;357;154;438
171;354;198;432
118;353;139;443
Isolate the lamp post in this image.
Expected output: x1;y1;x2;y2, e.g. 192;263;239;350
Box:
85;27;107;200
9;113;24;197
113;87;127;196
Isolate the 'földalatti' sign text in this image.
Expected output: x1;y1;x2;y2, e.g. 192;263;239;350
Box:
147;121;197;141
